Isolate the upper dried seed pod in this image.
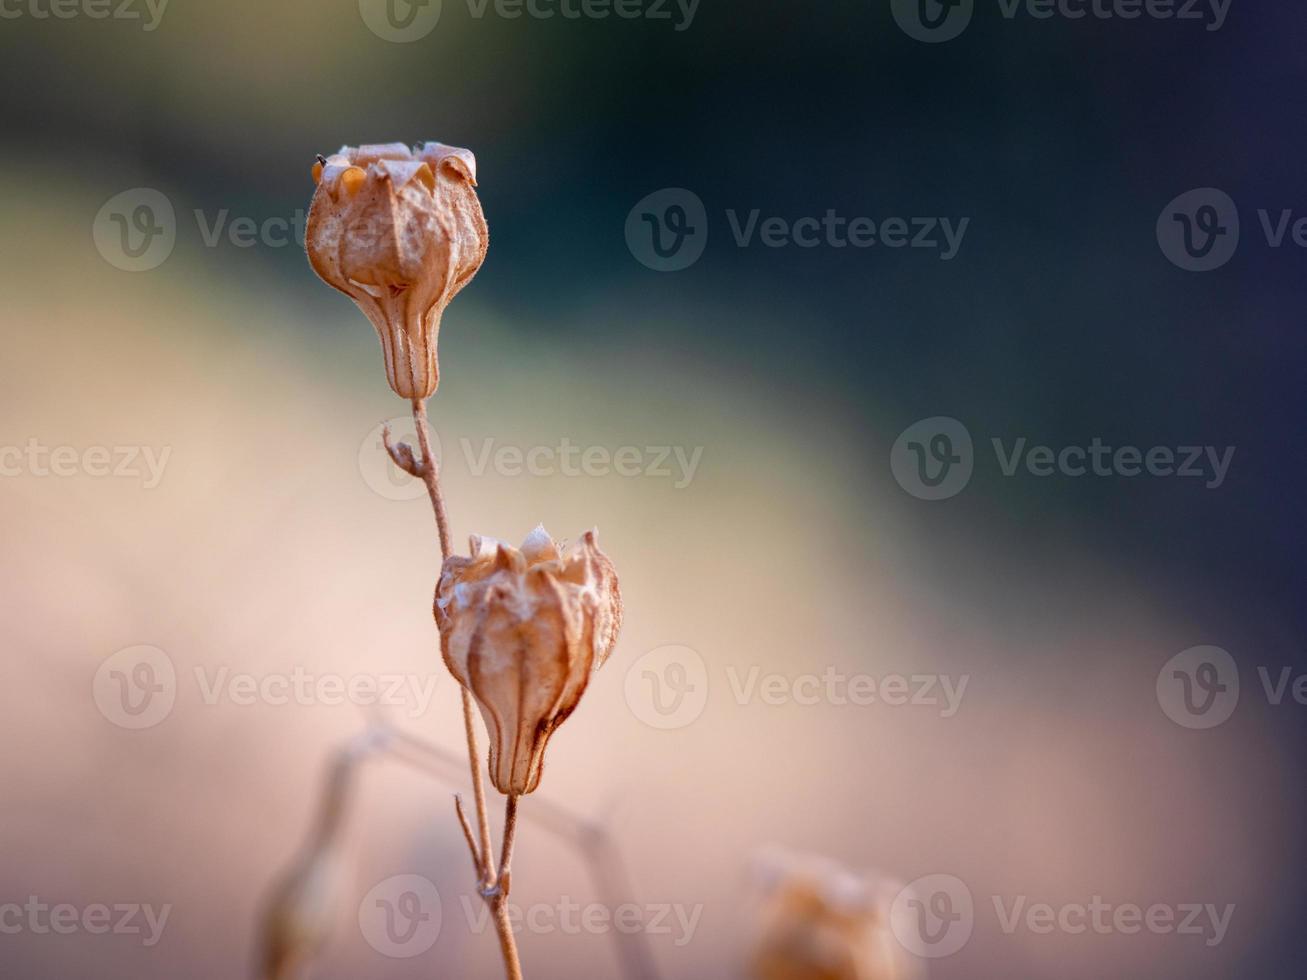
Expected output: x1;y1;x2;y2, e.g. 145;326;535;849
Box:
306;142;488;399
435;526;622;796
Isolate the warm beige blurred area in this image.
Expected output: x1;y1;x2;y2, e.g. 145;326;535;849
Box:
1;172;1300;980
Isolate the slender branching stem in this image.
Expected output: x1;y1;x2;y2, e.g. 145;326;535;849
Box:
492;899;525;980
408;398;452;557
402;396;524;980
459;688;496;884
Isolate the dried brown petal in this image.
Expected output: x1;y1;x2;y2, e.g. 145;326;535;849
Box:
306;141;488;399
435;526;623;795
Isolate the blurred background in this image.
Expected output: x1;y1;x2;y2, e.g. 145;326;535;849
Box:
2;0;1306;977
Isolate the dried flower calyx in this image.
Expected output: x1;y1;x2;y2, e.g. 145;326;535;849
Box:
306;141;488;400
435;526;622;796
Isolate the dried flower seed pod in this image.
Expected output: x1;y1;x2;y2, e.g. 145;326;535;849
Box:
306;141;488;399
435;526;622;795
751;849;921;980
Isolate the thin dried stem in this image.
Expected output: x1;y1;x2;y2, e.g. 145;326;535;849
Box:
498;794;520;895
408;398;495;880
405;396;522;980
492;900;525;980
409;398;452;556
460;688;496;885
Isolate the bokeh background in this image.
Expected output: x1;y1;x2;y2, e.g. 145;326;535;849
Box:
3;1;1306;977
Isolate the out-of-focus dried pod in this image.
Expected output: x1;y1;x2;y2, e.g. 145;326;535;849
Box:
435;525;622;795
306;141;488;399
258;753;356;980
750;848;922;980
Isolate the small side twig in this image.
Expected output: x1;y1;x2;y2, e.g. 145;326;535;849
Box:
347;714;660;980
454;795;484;878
